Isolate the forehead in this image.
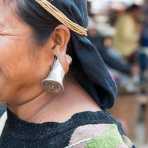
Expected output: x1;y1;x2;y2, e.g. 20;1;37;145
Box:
0;0;32;35
0;0;16;13
0;0;18;24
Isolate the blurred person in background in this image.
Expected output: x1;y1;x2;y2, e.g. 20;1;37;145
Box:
109;5;126;27
111;4;144;140
139;4;148;87
88;19;134;76
88;18;140;140
138;2;148;144
113;4;142;64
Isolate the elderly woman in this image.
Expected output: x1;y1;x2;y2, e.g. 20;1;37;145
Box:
0;0;135;148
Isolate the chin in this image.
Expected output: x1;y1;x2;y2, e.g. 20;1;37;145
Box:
0;90;12;105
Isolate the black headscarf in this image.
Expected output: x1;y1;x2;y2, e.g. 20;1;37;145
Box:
52;0;117;109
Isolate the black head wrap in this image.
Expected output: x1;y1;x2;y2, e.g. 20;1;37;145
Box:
51;0;117;109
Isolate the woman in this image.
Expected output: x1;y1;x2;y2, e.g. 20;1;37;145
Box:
0;0;135;147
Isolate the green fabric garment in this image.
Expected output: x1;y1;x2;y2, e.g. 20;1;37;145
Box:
86;124;126;148
67;124;133;148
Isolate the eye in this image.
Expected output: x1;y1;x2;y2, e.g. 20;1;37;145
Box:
0;29;14;36
0;32;15;37
0;33;6;36
0;31;8;36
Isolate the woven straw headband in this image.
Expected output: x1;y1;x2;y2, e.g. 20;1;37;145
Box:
35;0;88;36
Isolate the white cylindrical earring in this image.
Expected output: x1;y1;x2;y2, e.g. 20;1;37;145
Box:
42;58;65;93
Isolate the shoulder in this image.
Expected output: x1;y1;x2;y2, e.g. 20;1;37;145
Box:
66;123;135;148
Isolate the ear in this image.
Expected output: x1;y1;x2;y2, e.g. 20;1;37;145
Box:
50;24;71;56
46;25;71;73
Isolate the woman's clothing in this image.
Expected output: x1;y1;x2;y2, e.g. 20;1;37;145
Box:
0;110;135;148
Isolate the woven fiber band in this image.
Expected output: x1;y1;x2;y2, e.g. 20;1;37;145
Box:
35;0;88;36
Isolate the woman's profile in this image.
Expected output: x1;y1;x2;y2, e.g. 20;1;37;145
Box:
0;0;135;147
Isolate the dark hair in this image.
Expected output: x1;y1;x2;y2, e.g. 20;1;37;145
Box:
15;0;60;43
126;4;141;13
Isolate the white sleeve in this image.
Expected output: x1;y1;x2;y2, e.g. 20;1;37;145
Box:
0;111;7;136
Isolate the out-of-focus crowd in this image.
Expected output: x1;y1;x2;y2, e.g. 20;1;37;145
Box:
88;0;148;145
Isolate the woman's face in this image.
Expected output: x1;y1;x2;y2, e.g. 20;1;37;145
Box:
0;1;55;104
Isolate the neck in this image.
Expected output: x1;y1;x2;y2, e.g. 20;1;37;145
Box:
8;80;100;123
8;91;55;122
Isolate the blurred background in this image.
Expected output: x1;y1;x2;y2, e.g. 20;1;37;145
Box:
0;0;148;147
87;0;148;147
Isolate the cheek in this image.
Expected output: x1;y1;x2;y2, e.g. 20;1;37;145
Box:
0;37;37;84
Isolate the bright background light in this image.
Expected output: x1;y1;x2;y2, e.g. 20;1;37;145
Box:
88;0;144;12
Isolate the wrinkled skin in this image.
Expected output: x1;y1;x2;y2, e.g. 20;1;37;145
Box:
0;0;70;106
